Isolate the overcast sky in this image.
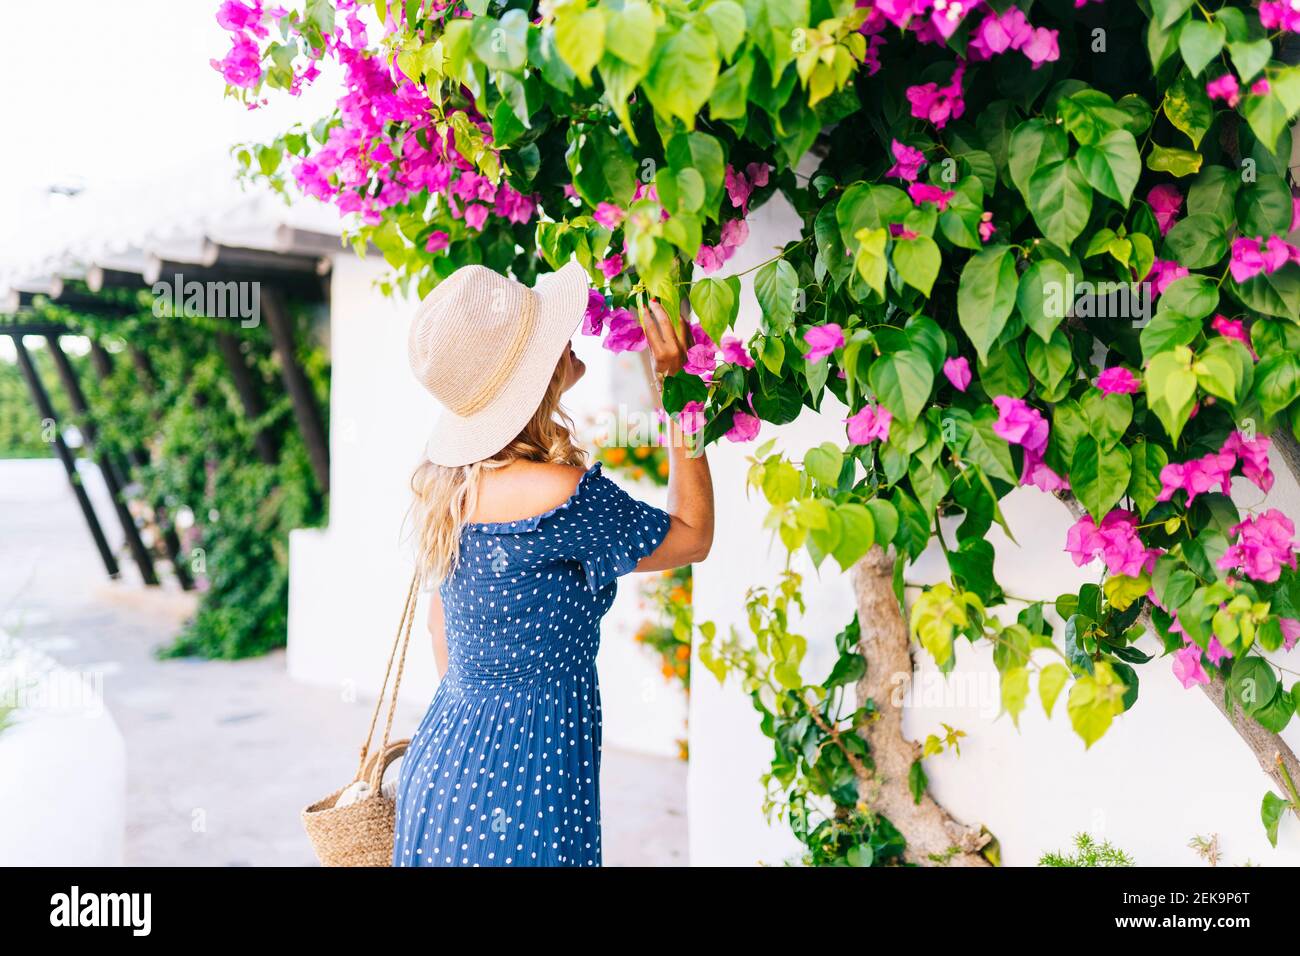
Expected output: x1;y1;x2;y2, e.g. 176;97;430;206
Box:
0;0;341;278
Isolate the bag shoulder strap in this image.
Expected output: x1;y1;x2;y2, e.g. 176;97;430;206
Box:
354;571;419;783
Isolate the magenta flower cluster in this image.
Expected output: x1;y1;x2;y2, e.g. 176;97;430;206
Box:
993;396;1067;491
1218;509;1297;584
1065;510;1159;577
1156;430;1274;506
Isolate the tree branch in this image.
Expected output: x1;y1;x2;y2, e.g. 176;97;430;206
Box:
1055;490;1300;798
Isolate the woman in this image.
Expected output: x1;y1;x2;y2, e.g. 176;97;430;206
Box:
394;261;713;866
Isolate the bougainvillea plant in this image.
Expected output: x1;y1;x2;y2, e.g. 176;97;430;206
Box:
218;0;1300;862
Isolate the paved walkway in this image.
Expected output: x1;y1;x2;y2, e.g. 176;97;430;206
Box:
0;459;687;866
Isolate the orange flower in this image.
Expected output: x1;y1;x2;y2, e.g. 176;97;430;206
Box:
657;459;670;478
633;446;651;459
661;663;676;679
674;644;690;660
605;447;628;465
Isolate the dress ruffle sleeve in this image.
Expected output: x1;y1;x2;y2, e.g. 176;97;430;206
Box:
541;463;672;593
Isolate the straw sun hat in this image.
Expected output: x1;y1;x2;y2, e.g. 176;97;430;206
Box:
408;260;591;467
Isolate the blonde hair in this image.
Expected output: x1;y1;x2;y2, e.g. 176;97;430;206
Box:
409;361;587;586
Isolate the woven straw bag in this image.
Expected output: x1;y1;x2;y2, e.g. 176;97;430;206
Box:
302;573;419;867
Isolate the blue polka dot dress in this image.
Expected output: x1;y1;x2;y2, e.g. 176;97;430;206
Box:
393;463;671;867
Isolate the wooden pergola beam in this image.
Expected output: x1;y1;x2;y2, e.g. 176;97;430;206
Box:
3;289;136;317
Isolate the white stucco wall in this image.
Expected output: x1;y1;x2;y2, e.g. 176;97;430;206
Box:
686;188;1300;867
0;638;126;866
287;253;685;757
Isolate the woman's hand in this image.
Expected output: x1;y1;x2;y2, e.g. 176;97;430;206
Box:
641;299;691;379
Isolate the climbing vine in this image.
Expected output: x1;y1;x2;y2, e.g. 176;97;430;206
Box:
14;290;328;659
218;0;1300;860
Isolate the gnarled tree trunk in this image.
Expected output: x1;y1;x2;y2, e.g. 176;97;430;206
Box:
851;546;992;866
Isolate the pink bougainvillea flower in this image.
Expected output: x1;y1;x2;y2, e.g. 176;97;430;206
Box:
1217;509;1297;583
683;344;718;379
1209;314;1256;358
593;202;626;229
583;289;611;336
695;244;725;274
992;395;1048;455
679;400;706;436
845;404;892;444
1155;451;1235;505
1096;366;1141;395
602;307;647;353
725;165;753;213
744;162;771;188
1207;73;1241;108
690;321;716;351
1022;451;1069;492
726;408;761;443
1281;617;1300;652
1172;644;1210;689
424;230;450;253
1222;430;1274;493
217;0;266;36
970;6;1032;55
1204;633;1234;666
1230;237;1267;283
978;211;997;242
886;139;926;182
695;218;750;274
463;203;489;231
925;0;981;39
721;217;749;249
1147;184;1183;236
908;182;956;211
1021;27;1060;68
1145;258;1189;296
1210;313;1248;343
1260;1;1300;30
1262;235;1295;273
803;323;845;362
597;254;623;281
943;356;971;392
906;60;966;129
493;184;536;224
863;34;886;75
720;335;755;369
1066;510;1155;577
211;33;263;88
722;335;754;369
1252;77;1271;95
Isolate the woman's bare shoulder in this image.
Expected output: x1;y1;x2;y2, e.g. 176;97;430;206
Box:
471;461;588;523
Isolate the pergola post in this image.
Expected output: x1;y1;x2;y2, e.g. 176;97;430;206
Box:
86;339;195;591
10;335;120;579
262;286;330;493
44;334;159;586
214;331;279;465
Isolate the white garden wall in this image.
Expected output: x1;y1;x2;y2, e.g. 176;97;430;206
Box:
0;637;126;866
